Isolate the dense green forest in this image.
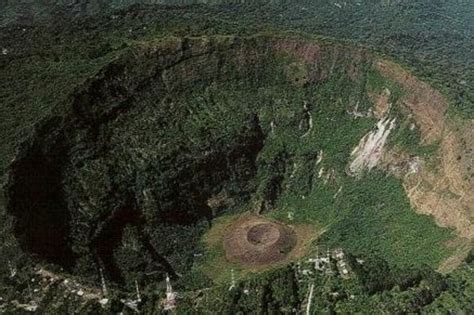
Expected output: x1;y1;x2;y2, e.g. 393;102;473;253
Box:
0;1;473;314
2;0;473;117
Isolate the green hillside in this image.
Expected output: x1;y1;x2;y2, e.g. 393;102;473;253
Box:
0;1;473;314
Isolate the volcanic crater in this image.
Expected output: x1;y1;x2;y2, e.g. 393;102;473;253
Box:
224;215;297;266
5;34;471;287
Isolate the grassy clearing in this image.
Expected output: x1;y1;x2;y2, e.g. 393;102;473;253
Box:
199;213;242;284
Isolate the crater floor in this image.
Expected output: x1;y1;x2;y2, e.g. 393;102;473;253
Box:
4;35;464;291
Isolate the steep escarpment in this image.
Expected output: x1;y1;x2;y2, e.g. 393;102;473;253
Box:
6;117;74;268
6;36;269;285
4;35;340;285
4;35;466;294
377;61;474;241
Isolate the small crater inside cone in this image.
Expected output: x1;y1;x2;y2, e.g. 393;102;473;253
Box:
247;223;280;246
223;215;297;266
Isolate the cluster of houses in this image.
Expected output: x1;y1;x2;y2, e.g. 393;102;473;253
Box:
299;248;352;279
129;247;354;313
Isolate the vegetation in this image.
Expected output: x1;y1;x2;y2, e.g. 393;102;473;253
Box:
0;1;472;314
2;0;473;117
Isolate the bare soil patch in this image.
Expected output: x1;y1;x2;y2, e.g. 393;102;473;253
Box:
223;214;297;266
368;88;392;119
376;60;448;144
202;212;319;279
376;60;474;268
438;237;474;273
247;223;280;245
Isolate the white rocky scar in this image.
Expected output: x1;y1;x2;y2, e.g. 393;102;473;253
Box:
348;117;396;176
